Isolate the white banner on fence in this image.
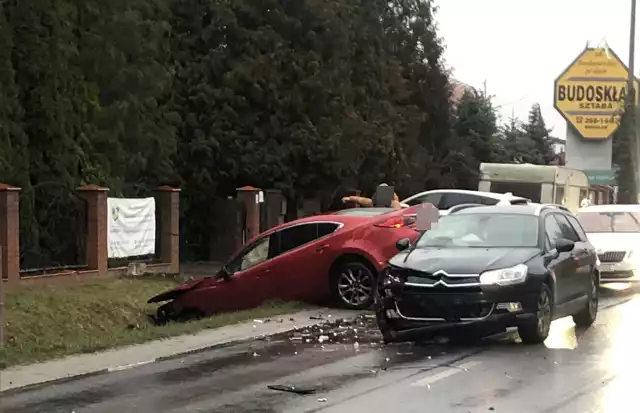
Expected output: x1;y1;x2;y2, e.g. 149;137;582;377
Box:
107;197;156;258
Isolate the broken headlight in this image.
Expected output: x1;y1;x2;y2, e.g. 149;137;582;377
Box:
380;266;406;287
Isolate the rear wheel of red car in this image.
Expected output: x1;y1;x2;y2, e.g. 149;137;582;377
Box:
331;261;376;310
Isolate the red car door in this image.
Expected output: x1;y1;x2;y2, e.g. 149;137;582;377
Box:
187;233;277;314
264;222;342;301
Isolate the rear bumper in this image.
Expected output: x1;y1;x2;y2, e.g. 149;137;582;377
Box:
376;281;542;335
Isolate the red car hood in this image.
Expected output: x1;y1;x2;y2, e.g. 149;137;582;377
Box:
148;277;211;303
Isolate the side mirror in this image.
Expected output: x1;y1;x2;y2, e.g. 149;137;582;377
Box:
217;265;233;281
396;238;411;252
555;238;575;253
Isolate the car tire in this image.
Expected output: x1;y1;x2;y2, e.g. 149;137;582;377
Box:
518;283;553;345
331;261;376;310
155;303;176;325
376;311;398;343
573;271;599;327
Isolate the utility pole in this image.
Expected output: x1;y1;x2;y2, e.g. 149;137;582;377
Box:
483;80;487;97
628;0;638;198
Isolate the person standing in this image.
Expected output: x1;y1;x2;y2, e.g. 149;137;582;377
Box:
341;183;403;209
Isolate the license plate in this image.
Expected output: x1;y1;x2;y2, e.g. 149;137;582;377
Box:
600;264;615;272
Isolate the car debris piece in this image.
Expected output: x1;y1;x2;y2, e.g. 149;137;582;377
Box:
310;316;324;320
267;384;316;395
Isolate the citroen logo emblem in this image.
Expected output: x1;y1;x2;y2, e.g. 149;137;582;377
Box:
431;270;448;287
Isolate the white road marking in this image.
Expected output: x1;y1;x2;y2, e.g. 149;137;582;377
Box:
411;360;481;388
107;359;156;372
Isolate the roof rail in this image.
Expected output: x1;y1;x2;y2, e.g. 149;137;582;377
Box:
448;203;485;214
543;204;570;212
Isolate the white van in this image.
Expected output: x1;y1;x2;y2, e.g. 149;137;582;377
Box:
478;163;589;214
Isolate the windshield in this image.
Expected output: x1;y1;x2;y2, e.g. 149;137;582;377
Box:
415;213;539;248
333;208;393;217
577;211;640;233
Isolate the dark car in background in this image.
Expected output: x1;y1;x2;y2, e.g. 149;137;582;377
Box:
149;207;422;322
376;204;599;344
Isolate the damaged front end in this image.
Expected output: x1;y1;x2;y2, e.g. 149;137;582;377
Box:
147;278;209;324
375;266;500;343
147;278;206;304
375;266;413;342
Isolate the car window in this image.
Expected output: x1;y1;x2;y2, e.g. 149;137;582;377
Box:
415;213;539;248
333;208;392;217
238;236;271;271
439;193;485;210
479;197;499;206
277;223;320;255
555;186;565;205
318;222;340;237
554;214;580;242
405;193;442;207
577;211;640;233
565;215;588;242
544;214;564;250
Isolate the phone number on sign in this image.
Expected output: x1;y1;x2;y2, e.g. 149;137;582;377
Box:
575;116;618;125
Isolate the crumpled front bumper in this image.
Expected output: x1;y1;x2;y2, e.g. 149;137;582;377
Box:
375;278;540;337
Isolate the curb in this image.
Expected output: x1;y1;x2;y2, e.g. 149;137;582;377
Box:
1;311;366;395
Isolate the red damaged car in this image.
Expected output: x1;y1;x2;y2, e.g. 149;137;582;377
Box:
148;207;422;321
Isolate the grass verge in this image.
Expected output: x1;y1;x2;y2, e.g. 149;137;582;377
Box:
0;276;305;368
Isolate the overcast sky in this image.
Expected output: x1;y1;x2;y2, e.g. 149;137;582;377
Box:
435;0;638;140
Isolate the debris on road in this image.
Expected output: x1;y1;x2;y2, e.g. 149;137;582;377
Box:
267;384;316;395
317;398;328;402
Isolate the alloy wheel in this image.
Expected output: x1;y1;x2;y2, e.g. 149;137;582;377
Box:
588;275;598;317
537;288;552;336
337;266;373;307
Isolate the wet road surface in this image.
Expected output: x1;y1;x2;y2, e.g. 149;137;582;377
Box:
3;285;640;413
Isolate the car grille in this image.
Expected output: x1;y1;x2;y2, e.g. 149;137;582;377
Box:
396;296;493;321
598;251;626;263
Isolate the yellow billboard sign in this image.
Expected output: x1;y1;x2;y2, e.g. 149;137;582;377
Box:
554;47;639;140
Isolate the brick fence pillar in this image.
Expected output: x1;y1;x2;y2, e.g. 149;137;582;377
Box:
154;186;181;274
0;184;20;283
77;185;109;276
236;186;261;242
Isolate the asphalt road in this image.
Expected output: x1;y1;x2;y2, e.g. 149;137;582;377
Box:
3;284;639;413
